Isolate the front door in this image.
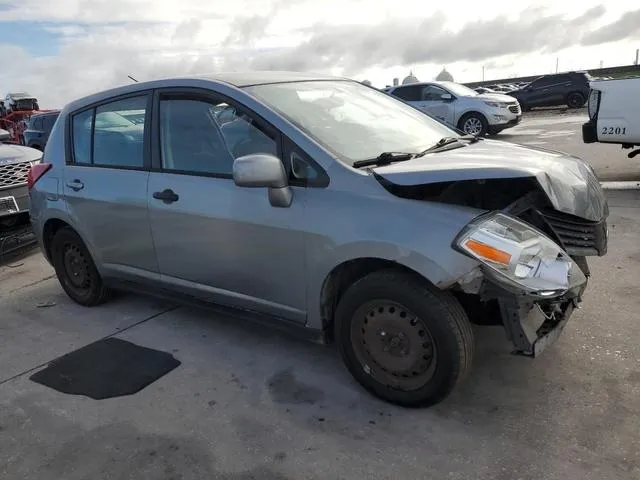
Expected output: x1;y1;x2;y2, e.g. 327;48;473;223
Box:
414;85;456;127
63;93;158;279
147;90;307;323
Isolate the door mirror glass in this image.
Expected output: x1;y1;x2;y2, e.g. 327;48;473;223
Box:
233;153;288;188
0;129;9;142
440;93;453;101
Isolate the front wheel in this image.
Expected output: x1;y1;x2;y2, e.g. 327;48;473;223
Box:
458;113;488;137
335;270;474;408
50;227;112;306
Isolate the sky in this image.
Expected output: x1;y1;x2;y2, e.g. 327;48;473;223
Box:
0;0;639;108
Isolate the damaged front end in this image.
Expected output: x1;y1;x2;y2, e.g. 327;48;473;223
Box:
450;211;590;357
372;158;608;357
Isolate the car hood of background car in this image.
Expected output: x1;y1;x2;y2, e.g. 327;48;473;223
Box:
472;93;518;103
371;139;608;222
0;144;43;165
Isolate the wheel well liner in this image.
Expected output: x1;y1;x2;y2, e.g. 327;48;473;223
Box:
319;258;430;343
42;218;71;261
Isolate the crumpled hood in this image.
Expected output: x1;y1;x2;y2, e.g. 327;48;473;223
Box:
0;144;43;165
372;139;608;222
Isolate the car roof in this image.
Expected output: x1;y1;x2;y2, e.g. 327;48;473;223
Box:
64;71;349;114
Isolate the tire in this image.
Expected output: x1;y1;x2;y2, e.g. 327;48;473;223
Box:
50;227;112;306
566;92;585;109
458;112;488;137
335;269;474;408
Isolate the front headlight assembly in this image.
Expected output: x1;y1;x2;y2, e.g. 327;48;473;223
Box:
454;212;578;296
484;101;508;108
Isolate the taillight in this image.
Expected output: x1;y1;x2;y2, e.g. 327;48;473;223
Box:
27;162;52;190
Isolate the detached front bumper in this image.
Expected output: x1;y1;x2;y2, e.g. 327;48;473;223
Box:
497;260;588;357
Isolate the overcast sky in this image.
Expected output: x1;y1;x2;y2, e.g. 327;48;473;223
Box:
1;0;639;107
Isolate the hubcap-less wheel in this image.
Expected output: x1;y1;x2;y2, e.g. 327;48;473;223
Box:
568;94;583;109
462;117;483;136
350;300;437;391
63;243;91;291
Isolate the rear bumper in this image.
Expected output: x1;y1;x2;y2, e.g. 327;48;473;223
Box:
0;184;29;218
582;120;598;143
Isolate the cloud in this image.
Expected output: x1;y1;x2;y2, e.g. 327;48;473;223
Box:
0;2;638;108
581;8;640;46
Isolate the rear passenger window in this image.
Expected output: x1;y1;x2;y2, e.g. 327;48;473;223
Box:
72;110;93;165
93;96;147;168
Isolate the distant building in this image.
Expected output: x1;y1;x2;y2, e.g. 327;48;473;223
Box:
361;79;372;86
392;77;399;86
435;67;454;82
402;71;419;85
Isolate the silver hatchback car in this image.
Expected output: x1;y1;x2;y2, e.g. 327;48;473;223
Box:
29;72;608;407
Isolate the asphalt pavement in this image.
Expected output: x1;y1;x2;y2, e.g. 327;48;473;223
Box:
1;112;639;480
500;109;640;182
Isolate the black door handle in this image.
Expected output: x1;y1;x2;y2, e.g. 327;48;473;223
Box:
66;179;84;191
153;189;179;204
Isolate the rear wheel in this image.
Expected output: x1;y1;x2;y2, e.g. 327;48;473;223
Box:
458;112;488;137
335;270;474;407
50;227;111;306
567;92;585;109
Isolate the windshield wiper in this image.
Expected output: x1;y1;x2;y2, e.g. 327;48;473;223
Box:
352;135;481;169
413;134;480;158
352;151;414;168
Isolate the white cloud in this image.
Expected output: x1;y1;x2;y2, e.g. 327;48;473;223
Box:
0;0;639;107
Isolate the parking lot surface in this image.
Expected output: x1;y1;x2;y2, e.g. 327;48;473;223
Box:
502;110;640;181
1;113;640;480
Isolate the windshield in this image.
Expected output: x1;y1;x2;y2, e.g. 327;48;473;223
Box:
246;80;456;164
438;82;479;97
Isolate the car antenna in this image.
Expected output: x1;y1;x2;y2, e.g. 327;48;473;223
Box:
127;75;139;83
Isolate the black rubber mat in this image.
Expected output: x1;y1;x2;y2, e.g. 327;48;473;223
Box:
30;337;181;399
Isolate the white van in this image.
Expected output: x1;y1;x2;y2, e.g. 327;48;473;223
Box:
582;77;640;158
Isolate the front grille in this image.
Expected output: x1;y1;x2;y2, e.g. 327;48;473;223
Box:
0;161;31;189
539;209;607;256
509;104;521;114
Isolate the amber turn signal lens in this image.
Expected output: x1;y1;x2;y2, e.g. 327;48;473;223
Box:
464;239;512;265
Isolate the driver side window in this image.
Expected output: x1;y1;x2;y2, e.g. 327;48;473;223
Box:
158;97;278;176
421;86;447;102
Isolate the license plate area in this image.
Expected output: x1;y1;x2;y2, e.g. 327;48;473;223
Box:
0;196;19;215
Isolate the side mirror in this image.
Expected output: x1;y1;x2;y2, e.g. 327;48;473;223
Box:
233;153;292;208
440;93;453;101
0;129;10;142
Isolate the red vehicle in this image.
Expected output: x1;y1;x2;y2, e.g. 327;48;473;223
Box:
0;110;56;145
0;93;53;145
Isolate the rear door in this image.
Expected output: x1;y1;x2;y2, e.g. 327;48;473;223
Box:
63;92;158;280
146;88;308;322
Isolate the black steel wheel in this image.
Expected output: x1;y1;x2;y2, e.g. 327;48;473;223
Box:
50;227;111;306
335;269;474;408
567;92;585;109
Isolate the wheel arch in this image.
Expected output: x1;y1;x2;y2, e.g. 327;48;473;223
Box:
317;256;451;344
456;110;488;130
